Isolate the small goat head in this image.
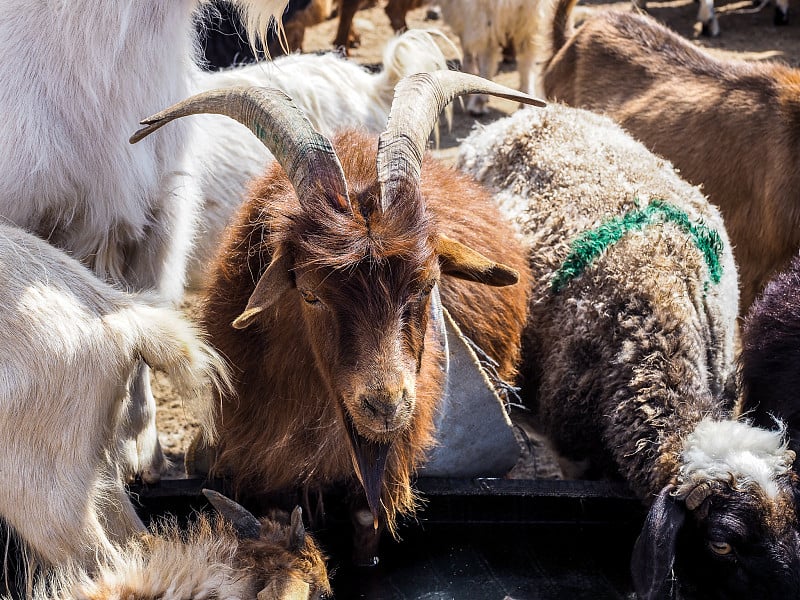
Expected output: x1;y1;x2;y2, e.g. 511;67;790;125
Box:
132;73;544;525
631;421;800;599
203;489;331;600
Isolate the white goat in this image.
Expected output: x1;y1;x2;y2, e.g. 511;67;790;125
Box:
0;0;287;483
0;223;227;585
437;0;543;114
186;28;452;288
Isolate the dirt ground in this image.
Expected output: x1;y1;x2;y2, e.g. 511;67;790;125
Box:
154;0;800;479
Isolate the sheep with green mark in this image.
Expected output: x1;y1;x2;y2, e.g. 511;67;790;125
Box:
458;104;800;599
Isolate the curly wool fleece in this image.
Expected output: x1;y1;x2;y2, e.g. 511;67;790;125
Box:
457;104;739;498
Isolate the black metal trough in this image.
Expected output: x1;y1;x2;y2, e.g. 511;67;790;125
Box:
127;475;644;599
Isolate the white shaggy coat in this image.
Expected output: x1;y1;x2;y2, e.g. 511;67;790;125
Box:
0;0;287;484
0;224;227;577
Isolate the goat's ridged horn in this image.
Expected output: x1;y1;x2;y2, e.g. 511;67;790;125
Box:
376;71;546;210
202;489;262;540
130;86;350;212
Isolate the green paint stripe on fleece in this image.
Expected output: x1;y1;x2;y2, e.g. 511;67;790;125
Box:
551;199;724;293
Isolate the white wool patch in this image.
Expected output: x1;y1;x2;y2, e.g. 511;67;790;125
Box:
681;419;793;498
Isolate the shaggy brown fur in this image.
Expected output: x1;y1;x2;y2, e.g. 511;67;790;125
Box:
199;129;530;533
539;0;800;312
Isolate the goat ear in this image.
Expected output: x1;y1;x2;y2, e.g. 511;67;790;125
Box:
257;578;311;600
631;484;686;600
289;506;306;552
233;253;293;330
436;236;519;287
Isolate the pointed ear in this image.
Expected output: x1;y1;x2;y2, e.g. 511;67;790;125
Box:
436;236;519;287
232;253;293;329
289;506;306;552
631;484;686;600
257;578;311;600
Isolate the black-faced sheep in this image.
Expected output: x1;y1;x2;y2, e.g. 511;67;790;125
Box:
129;73;542;561
539;0;800;312
457;104;800;599
0;224;227;582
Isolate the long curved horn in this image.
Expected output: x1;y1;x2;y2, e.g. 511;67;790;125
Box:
376;71;545;211
130;86;350;212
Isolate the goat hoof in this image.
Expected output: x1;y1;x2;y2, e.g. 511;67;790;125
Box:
466;96;490;116
700;19;720;37
774;7;789;25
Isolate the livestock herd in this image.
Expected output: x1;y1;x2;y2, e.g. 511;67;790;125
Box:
0;0;799;598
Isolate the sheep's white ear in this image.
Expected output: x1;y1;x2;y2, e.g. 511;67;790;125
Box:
436;236;519;287
257;578;311;600
232;253;293;330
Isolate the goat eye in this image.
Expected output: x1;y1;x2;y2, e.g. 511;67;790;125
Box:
709;540;733;555
301;290;320;305
418;281;436;299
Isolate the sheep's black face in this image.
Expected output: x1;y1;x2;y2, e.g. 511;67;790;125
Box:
673;479;800;599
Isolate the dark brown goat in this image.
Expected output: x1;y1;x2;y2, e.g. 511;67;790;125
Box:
539;0;800;312
333;0;424;53
131;73;541;553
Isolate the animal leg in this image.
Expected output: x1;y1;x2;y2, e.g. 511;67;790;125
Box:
466;46;501;115
123;361;166;484
697;0;720;36
333;0;360;52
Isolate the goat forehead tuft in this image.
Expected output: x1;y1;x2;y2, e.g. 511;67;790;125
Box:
680;419;792;498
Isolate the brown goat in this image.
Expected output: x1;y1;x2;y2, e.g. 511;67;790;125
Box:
539;0;800;312
35;490;330;600
333;0;424;53
130;74;540;559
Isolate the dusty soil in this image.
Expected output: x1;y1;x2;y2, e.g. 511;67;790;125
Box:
155;0;800;479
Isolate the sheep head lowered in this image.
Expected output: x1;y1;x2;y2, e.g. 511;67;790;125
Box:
131;73;543;530
633;420;800;599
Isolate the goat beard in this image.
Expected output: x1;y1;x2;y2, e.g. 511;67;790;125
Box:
342;410;391;530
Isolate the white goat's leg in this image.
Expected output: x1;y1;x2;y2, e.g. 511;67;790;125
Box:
697;0;720;36
516;44;541;100
0;453;131;569
119;170;202;482
127;361;165;484
467;46;502;115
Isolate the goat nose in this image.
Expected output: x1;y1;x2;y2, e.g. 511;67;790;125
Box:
361;394;402;420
